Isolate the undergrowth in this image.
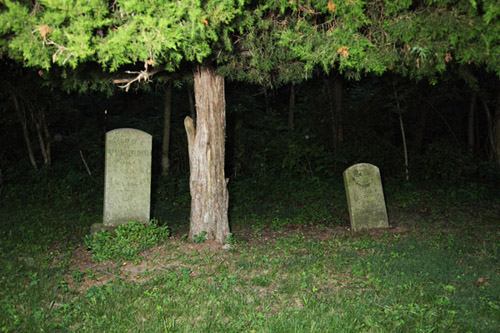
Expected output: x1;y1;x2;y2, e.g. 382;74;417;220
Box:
84;220;170;262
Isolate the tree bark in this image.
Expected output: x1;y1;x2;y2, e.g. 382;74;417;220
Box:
161;82;172;176
399;113;409;181
184;116;195;171
34;109;51;166
41;110;51;166
288;84;295;131
394;85;409;181
185;66;229;244
13;95;38;170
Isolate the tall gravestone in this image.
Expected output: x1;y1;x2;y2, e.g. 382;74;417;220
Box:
91;128;152;234
343;163;389;232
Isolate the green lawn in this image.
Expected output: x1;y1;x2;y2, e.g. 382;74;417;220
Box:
1;177;499;332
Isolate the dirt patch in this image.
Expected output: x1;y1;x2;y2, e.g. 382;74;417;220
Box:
61;237;232;292
57;223;425;293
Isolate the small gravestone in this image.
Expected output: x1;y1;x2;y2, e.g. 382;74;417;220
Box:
343;163;389;232
91;128;152;235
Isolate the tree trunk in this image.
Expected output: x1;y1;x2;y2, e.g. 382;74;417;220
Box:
399;113;409;181
34;109;51;166
13;95;38;170
161;82;172;176
288;84;295;131
184;66;229;244
326;76;343;156
332;76;344;148
393;85;409;181
467;91;477;155
492;86;500;168
41;110;51;166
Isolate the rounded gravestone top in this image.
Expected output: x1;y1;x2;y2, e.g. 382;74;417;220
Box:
344;163;379;187
107;128;151;137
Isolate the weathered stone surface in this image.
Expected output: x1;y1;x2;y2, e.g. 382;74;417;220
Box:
343;163;389;232
102;128;152;227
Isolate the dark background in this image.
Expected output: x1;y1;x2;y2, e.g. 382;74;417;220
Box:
2;70;499;178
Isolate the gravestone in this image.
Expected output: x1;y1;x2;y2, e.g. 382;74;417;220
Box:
343;163;389;232
91;128;152;234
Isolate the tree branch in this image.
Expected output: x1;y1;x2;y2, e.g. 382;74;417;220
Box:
112;64;165;91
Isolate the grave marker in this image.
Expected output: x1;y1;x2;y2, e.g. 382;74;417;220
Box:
92;128;152;234
343;163;389;232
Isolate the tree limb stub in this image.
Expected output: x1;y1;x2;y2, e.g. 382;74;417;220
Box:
184;116;196;170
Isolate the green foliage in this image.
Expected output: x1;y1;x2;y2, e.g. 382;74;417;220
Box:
229;177;347;231
218;8;307;87
412;139;500;186
280;135;337;177
1;0;110;70
84;220;170;262
2;0;498;88
0;0;245;72
380;0;500;79
225;232;235;245
193;231;208;244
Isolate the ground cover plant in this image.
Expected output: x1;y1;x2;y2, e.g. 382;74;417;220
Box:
84;220;170;262
1;171;499;332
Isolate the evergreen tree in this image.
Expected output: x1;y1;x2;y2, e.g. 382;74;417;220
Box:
1;1;499;243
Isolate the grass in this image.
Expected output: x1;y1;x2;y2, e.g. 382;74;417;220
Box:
1;174;499;332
